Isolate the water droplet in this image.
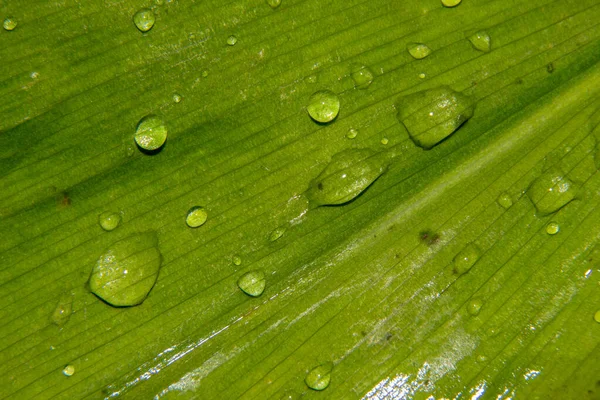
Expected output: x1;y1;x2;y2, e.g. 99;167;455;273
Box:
350;64;374;89
441;0;462;7
546;63;555;74
133;8;155;32
453;243;481;275
134;115;167;152
51;292;73;328
306;74;318;84
419;73;426;79
30;71;39;79
396;86;475;150
468;31;491;52
546;222;560;235
305;362;333;391
172;93;182;103
227;35;238;46
407;43;432;59
186;206;208;228
267;0;282;8
307;90;340;123
527;168;577;215
467;298;483;316
62;364;75;377
346;128;358;139
202;70;209;78
497;192;513;209
232;255;242;266
306;148;389;206
380;137;389;145
477;354;488;363
88;233;162;307
237;270;266;297
99;211;121;232
594;310;600;323
3;17;17;31
269;226;286;242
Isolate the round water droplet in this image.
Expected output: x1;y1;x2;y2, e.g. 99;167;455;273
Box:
99;211;121;232
350;64;374;89
237;270;266;297
227;35;238;46
3;17;17;31
307;90;340;123
133;8;155;32
526;168;577;215
396;86;475;150
467;298;483;316
453;243;481;275
269;226;286;242
51;293;73;328
497;192;513;209
134;115;167;152
346;128;358;139
267;0;282;8
89;233;162;307
186;206;208;228
305;362;333;391
172;93;182;103
546;222;560;235
62;364;75;377
468;31;491;52
232;255;242;266
202;70;209;78
441;0;462;7
380;138;389;145
419;73;426;79
595;310;600;323
407;43;432;59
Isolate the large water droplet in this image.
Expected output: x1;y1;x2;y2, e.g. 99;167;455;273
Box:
305;148;389;206
453;243;481;275
407;43;432;59
396;86;475;150
99;211;122;232
227;35;238;46
88;233;162;307
51;292;73;328
307;90;340;123
350;64;374;89
135;115;167;152
133;9;155;32
546;222;560;235
526;168;577;215
62;364;75;377
237;270;266;297
186;206;208;228
267;0;282;8
467;298;483;316
3;17;17;31
468;31;491;52
497;192;513;209
305;362;333;391
441;0;462;7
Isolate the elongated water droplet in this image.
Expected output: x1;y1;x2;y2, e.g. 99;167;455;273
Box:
305;362;333;391
135;115;167;152
269;226;286;242
232;255;242;266
497;192;513;209
442;0;462;7
453;243;481;275
467;298;483;316
396;86;475;150
62;365;75;377
350;64;374;89
527;168;577;215
306;148;389;206
227;35;238;46
346;128;358;139
186;206;208;228
51;292;73;328
88;233;162;307
307;90;340;123
468;31;491;52
237;270;266;297
407;43;432;59
3;17;17;31
546;222;560;235
267;0;282;8
99;211;121;231
133;9;155;32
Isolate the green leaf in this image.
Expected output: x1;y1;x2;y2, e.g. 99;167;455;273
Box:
1;0;600;399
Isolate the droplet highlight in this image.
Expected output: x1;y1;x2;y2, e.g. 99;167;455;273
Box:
527;168;577;215
88;233;162;307
396;86;475;150
186;206;208;228
407;43;432;59
305;362;333;391
135;115;167;152
467;298;483;316
62;365;75;377
99;211;121;232
441;0;462;7
350;64;374;89
133;9;155;32
307;90;340;123
545;222;560;235
227;35;238;46
3;17;17;31
267;0;282;8
468;31;491;52
497;192;513;209
453;243;481;275
237;270;266;297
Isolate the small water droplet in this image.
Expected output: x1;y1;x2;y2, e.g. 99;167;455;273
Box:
172;93;182;103
186;206;208;228
527;168;577;215
350;64;374;89
396;86;475;150
237;270;266;297
88;233;162;307
419;73;426;79
62;364;75;377
305;362;333;391
477;354;488;363
269;226;286;242
133;9;155;32
232;255;242;266
346;128;358;139
227;35;238;46
3;17;17;31
30;71;39;79
467;298;483;316
306;148;389;206
594;310;600;323
134;115;167;152
441;0;462;7
307;90;340;123
407;43;432;59
497;192;513;209
99;211;121;232
267;0;282;8
545;222;560;235
453;243;481;275
546;63;555;74
306;74;318;84
468;31;491;52
202;70;209;78
51;292;73;328
380;137;389;145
